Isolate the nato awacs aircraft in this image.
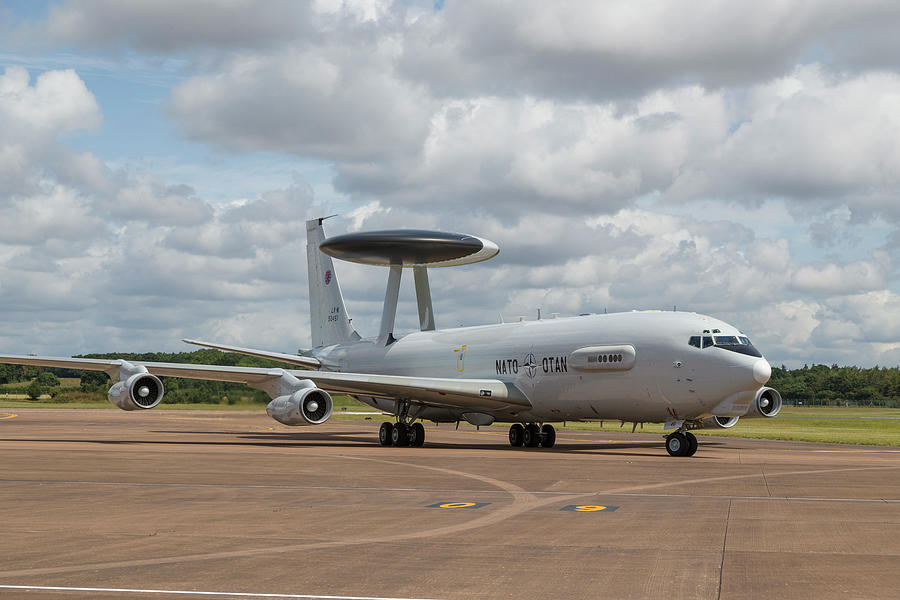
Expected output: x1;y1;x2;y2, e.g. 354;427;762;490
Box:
0;217;781;457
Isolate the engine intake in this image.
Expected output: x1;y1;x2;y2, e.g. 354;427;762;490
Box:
266;387;333;426
749;386;782;418
108;373;165;411
701;415;740;429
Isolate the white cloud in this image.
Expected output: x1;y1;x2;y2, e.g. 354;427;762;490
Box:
43;0;314;52
1;4;900;369
673;66;900;220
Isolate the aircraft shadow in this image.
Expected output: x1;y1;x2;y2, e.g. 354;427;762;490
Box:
2;431;727;457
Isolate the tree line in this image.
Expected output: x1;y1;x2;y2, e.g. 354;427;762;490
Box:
0;350;296;404
2;352;899;407
770;364;900;407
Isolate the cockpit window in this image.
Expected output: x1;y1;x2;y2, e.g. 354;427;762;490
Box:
690;333;762;356
713;335;762;357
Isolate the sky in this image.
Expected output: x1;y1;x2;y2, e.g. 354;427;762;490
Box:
0;0;899;368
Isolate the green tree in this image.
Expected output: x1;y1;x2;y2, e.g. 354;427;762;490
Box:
26;379;43;400
80;371;108;392
36;371;60;388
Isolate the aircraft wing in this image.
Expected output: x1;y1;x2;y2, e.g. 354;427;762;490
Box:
181;339;321;369
0;354;530;411
298;371;531;409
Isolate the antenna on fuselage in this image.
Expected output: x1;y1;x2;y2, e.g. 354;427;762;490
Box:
318;229;500;345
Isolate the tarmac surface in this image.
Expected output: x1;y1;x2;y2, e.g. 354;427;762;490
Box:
1;408;899;599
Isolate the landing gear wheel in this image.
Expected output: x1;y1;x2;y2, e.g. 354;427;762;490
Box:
378;422;393;446
410;422;426;447
539;424;556;448
685;432;698;456
508;424;524;447
523;423;541;447
391;422;409;447
665;432;689;457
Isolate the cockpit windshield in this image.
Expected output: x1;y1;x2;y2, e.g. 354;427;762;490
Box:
688;333;762;357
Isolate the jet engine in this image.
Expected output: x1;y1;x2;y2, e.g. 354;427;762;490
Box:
266;387;333;426
108;373;164;411
749;386;782;418
701;415;740;429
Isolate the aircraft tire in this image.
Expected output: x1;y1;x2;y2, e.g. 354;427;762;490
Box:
685;432;698;456
539;424;556;448
379;422;393;446
391;422;409;447
508;424;524;447
665;432;689;456
410;422;426;447
523;423;541;447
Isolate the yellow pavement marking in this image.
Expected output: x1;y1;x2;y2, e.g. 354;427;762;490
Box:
439;502;476;508
0;413;17;420
573;505;608;512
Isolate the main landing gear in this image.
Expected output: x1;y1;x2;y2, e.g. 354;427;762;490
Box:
508;423;556;448
378;400;426;447
378;421;426;447
665;431;698;457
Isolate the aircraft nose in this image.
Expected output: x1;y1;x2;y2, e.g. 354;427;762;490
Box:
753;359;771;384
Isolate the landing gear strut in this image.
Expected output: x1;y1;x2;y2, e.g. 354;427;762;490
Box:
379;400;426;447
665;431;698;457
508;423;556;449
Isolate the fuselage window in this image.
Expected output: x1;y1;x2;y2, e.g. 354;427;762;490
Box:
688;336;701;348
702;336;713;348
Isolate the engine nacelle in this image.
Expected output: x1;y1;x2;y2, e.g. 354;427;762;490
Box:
108;373;164;411
701;415;740;429
266;387;333;426
749;386;782;418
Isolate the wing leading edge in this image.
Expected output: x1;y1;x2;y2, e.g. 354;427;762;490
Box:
0;354;530;412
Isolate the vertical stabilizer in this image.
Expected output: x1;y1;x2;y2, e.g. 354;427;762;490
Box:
306;218;360;348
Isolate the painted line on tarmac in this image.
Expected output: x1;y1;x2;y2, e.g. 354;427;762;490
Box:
604;492;900;503
2;477;895;504
813;449;900;453
0;585;440;600
0;413;17;420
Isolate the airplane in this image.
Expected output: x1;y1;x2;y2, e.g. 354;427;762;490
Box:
0;217;781;457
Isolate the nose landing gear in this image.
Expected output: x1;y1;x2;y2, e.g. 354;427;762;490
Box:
665;431;698;457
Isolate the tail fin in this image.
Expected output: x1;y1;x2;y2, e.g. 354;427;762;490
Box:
306;218;360;348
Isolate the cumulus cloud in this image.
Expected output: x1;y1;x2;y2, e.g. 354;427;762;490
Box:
673;66;900;219
2;3;900;368
43;0;315;52
399;0;900;99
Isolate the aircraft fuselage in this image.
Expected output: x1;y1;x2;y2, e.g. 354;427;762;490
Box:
313;310;770;424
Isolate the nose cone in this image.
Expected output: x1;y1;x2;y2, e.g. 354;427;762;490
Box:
753;359;771;384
